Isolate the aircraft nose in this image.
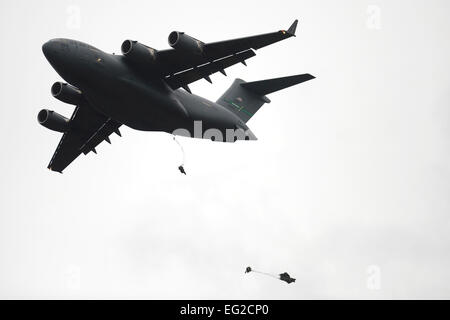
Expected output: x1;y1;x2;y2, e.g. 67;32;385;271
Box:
42;39;88;88
42;39;58;63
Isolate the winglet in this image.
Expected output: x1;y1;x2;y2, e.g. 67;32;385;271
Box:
287;19;298;36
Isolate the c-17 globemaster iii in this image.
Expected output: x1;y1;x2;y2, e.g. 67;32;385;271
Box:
38;19;314;173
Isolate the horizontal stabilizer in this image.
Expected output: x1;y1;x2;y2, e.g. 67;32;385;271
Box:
240;73;315;96
217;73;315;123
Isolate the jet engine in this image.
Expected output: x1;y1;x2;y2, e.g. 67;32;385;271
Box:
51;82;82;105
168;31;205;55
121;40;158;66
37;109;70;133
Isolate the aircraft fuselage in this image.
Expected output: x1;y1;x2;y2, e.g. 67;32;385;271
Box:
42;38;252;139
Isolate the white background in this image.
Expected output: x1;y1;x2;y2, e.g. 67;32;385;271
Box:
1;0;449;299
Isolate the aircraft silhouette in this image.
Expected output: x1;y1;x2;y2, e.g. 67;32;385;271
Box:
38;19;314;172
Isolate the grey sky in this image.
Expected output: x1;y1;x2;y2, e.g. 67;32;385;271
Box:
1;0;449;299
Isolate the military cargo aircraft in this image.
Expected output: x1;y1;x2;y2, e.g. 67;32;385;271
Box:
38;19;314;172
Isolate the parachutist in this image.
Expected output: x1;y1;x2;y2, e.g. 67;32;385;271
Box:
279;272;295;284
244;266;296;284
173;136;186;175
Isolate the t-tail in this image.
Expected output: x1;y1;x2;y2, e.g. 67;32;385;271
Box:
217;74;315;123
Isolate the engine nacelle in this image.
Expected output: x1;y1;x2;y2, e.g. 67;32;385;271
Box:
121;40;158;66
37;109;70;133
51;82;82;105
168;31;205;55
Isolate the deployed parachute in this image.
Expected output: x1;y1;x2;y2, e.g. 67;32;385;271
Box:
245;266;296;284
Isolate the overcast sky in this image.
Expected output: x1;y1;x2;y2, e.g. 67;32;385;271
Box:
1;0;450;299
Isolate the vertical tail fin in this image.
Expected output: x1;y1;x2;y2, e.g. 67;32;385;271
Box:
287;19;299;36
217;74;315;123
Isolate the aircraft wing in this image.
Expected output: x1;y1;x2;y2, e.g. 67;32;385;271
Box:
164;49;255;91
159;19;298;90
47;99;122;173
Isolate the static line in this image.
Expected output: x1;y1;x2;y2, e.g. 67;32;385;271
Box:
250;269;279;279
173;135;185;166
